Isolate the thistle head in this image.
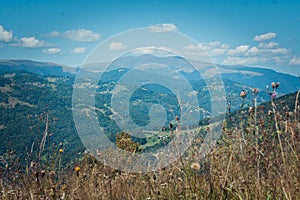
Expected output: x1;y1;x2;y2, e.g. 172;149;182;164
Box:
271;91;277;98
240;90;247;98
252;88;259;94
190;162;200;171
271;82;276;89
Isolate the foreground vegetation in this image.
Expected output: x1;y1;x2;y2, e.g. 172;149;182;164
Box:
0;88;299;199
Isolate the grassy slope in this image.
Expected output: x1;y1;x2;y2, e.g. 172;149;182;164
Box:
1;90;299;199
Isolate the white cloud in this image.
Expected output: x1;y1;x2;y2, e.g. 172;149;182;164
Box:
184;41;230;59
63;29;100;42
289;56;300;65
48;29;100;42
109;41;127;51
253;32;276;42
210;48;228;56
16;37;46;48
47;31;60;37
149;23;178;32
42;48;61;54
205;42;229;56
246;46;288;57
227;45;249;56
223;56;268;65
273;55;290;64
183;44;208;57
208;41;222;47
133;46;157;54
271;48;289;54
246;46;260;56
0;25;13;42
185;41;229;54
71;47;86;54
130;46;176;57
224;45;290;65
220;43;230;49
182;36;294;66
258;42;279;48
200;41;222;50
184;44;202;51
181;33;296;67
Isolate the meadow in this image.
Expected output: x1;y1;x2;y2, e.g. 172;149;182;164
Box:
0;86;299;200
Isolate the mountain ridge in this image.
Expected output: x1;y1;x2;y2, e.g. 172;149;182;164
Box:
0;58;299;163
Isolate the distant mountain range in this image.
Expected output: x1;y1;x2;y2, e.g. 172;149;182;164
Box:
1;56;299;94
0;57;299;162
0;59;76;76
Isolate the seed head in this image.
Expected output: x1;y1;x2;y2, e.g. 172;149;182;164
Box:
271;82;276;88
240;90;247;98
252;88;259;94
190;162;200;171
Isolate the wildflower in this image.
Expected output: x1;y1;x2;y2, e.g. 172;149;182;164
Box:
271;82;276;89
161;183;168;187
259;119;265;126
252;88;259;94
285;111;289;117
240;90;247;98
271;91;277;98
49;171;56;176
59;148;64;153
61;184;67;190
39;170;46;177
190;162;200;171
268;110;273;116
276;113;282;121
75;166;80;172
249;107;253;114
61;192;66;200
50;187;55;197
7;190;16;195
96;150;101;157
240;90;247;108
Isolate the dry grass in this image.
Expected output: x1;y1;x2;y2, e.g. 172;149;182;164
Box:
0;91;299;199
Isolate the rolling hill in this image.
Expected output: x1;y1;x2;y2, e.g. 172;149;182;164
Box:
0;57;299;163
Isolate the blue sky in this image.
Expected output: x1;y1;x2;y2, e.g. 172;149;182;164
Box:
0;0;300;75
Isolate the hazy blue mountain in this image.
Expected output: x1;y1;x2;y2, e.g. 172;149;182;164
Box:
81;54;299;91
0;59;76;76
219;65;300;95
0;58;299;163
1;57;299;96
